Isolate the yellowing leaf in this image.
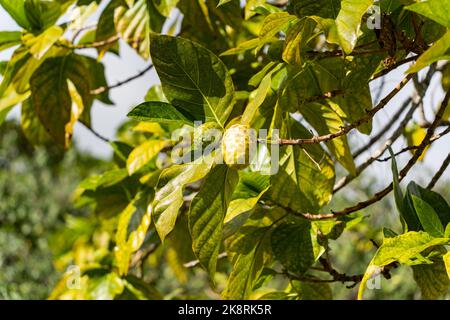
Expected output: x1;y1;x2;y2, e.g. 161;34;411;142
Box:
405;124;428;161
126;140;169;175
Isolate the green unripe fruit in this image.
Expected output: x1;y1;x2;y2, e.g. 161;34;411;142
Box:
221;124;255;170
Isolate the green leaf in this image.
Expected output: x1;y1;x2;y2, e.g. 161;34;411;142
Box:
282;18;316;66
29;54;93;148
0;0;31;29
95;0;123;57
0;31;22;52
120;275;163;300
223;209;283;299
225;171;270;222
413;185;450;228
259;12;299;45
115;0;165;59
313;0;374;54
152;156;214;241
411;195;445;238
87;271;125;300
127;101;194;126
401;182;423;232
220;38;260;56
115;189;154;275
78;168;129;191
24;0;66;30
412;261;450;299
271;219;315;275
289;0;341;19
22;26;64;60
358;231;449;299
291;281;333;300
389;146;404;216
241;64;283;125
300;101;356;175
189;165;238;278
20;98;52;146
126;140;170;175
153;0;179;17
444;251;450;278
405;0;450;28
150;34;235;126
407;30;450;74
269;119;336;212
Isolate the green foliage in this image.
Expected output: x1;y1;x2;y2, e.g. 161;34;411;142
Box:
0;122;103;299
1;0;449;300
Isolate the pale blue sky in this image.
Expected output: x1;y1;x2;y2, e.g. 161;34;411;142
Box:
1;5;449;188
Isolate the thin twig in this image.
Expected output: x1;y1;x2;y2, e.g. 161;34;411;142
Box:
90;64;154;95
282;90;450;220
183;252;228;268
427;152;450;190
278;74;413;146
334;100;417;193
375;125;450;162
72;34;120;49
352;98;411;159
371;56;418;81
81;122;110;143
334;65;436;192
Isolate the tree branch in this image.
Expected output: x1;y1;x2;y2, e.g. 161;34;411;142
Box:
283;90;450;220
278;74;413;146
427;152;450;190
90;64;154;95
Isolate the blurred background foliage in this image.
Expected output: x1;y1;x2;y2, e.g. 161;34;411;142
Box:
1;120;447;299
0;121;106;299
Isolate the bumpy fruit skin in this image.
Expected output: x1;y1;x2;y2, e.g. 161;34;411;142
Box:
221;124;255;170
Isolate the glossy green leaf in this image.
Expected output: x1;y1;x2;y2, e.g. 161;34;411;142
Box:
407;30;450;74
20;98;52;145
389;146;406;230
282;18;316;65
259;12;298;45
300;101;356;175
78;168;129;191
115;0;165;59
126;140;169;175
269;119;336;212
289;0;341;19
24;0;67;30
271;219;315;275
152;156;214;241
291;281;333;300
0;0;31;29
189;165;238;278
223;209;283;299
127;101;194;126
95;0;123;57
29;54;93;148
225;171;270;222
150;34;235;126
0;31;22;52
313;0;374;54
405;0;450;28
115;189;153;275
411;195;445;237
358;231;449;299
153;0;179;16
412;261;450;299
22;26;63;60
444;251;450;278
